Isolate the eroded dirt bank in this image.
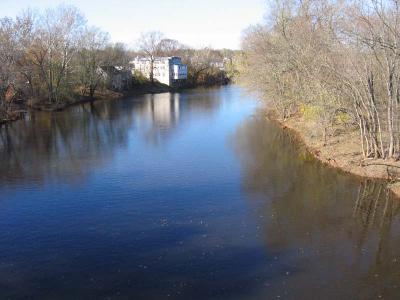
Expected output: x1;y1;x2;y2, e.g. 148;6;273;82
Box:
272;114;400;198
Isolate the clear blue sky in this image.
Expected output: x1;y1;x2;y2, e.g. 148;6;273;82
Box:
0;0;266;49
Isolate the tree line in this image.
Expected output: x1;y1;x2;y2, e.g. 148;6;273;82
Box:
0;5;236;122
136;31;237;86
239;0;400;160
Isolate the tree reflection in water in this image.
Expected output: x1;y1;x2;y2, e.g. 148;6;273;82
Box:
0;89;222;188
2;86;399;299
233;112;400;299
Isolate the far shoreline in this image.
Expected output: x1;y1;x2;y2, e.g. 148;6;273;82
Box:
0;82;230;126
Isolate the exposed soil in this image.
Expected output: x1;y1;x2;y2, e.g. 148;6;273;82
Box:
273;114;400;198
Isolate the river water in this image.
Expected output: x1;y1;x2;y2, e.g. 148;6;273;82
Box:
0;85;399;299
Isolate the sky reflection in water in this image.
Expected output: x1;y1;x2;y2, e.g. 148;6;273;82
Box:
0;86;399;299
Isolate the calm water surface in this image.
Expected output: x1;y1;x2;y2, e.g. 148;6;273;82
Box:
0;86;400;299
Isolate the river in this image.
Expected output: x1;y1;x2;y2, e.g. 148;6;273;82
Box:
0;85;399;299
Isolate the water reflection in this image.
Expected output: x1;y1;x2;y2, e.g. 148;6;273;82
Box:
1;86;399;299
140;93;180;146
233;113;400;299
149;93;180;128
0;102;133;187
0;88;221;187
352;181;400;291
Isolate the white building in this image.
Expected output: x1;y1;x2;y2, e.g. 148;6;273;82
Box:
130;56;188;87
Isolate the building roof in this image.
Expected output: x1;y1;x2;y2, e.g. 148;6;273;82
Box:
130;56;182;63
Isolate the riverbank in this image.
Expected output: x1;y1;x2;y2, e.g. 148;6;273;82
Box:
0;109;27;125
9;81;230;114
272;113;400;197
0;83;178;125
30;83;173;112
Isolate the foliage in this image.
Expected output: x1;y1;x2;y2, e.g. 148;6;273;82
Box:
132;70;150;86
0;6;236;124
0;5;129;107
240;0;400;159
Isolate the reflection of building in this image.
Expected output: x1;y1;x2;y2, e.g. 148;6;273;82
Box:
130;57;188;87
137;93;181;145
148;93;180;128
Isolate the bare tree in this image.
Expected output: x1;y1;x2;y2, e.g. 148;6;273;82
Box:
158;38;184;56
29;5;85;104
78;27;109;99
0;17;18;115
102;42;130;67
239;0;400;157
137;31;164;83
180;48;219;86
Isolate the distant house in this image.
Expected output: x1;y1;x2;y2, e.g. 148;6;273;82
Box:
210;57;231;71
98;66;132;91
130;56;188;87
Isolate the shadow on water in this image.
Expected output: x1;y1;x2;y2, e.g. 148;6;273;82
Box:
0;88;221;188
232;112;400;299
1;86;400;299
